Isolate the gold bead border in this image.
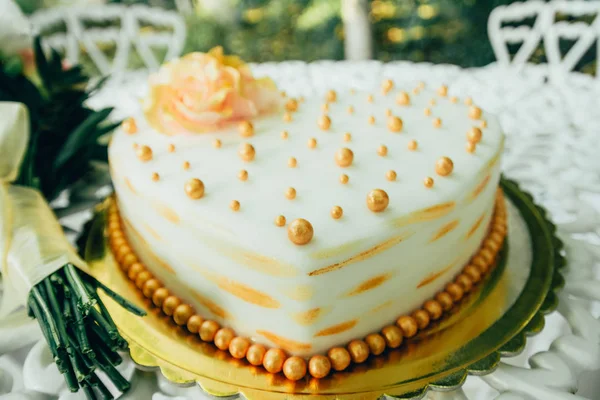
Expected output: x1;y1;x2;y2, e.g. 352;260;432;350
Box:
106;189;506;382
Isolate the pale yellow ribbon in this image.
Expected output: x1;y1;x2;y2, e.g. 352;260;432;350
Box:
0;101;86;318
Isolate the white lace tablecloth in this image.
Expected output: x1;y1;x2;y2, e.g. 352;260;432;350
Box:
1;61;600;400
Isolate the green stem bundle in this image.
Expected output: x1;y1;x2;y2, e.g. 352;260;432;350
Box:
27;264;146;400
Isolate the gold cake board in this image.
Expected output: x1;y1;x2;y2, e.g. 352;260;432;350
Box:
83;179;563;399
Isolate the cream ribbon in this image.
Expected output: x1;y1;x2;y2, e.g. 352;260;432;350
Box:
0;102;86;318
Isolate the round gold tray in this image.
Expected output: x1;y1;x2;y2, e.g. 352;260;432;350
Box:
83;179;564;399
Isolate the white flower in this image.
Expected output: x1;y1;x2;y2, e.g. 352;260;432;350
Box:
0;0;32;56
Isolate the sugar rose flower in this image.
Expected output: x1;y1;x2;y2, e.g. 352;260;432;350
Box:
144;47;280;135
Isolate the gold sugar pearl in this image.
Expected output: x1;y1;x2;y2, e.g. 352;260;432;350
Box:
213;139;222;148
386;170;397;181
438;85;448;97
347;340;369;363
465;97;473;106
343;132;352;142
368;115;376;124
347;105;354;114
185;178;205;199
350;88;356;95
436;292;454;311
230;200;240;211
238;169;248;181
132;143;139;149
435;156;454;176
433;117;442;128
162;296;181;316
365;333;386;355
424;177;434;188
238;143;256;162
122;117;137;134
186;315;204;333
173;304;193;326
299;96;305;103
378;145;388;157
137;145;153;162
200;320;220;342
281;130;289;140
466;142;476;153
424;300;443;320
469;106;482;120
275;215;286;227
382;325;403;348
214;328;235;350
328;347;351;371
339;174;349;184
281;91;287;97
308;138;317;149
396;91;410;105
326;89;337;103
288;218;314;245
387;116;403;132
450;96;458;103
385;108;392;117
151;172;160;182
429;98;437;106
318;115;331;130
480;120;488;128
283;356;307;381
238;121;254;137
367;189;389;212
247;344;267;366
331;206;343;220
367;94;374;103
308;355;331;379
335;147;354;167
467;127;483;143
288;157;297;168
183;161;190;170
167;143;175;152
283;112;293;122
285;98;299;112
381;79;394;94
424;107;432;116
229;337;251;359
418;81;426;89
285;187;297;200
321;103;329;112
396;315;418;338
412;309;430;330
408;139;418;151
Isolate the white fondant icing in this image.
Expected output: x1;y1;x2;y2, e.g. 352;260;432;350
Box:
109;85;503;356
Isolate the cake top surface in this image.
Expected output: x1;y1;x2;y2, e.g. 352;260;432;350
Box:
109;51;504;266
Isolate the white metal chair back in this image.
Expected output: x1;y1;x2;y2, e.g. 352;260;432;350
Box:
30;4;186;76
488;0;599;81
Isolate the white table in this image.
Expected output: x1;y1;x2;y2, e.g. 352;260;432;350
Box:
2;62;600;400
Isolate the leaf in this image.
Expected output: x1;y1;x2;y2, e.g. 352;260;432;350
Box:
53;108;114;170
34;36;51;91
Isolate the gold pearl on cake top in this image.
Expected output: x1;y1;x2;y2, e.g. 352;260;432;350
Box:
465;97;473;105
418;81;426;89
308;138;317;149
450;96;458;103
433;117;442;128
285;187;297;200
281;130;289;140
167;143;175;153
438;85;448;97
238;120;254;137
285;98;298;112
288;157;297;168
367;189;389;212
368;115;376;124
238;142;256;162
339;174;349;184
283;356;307;381
275;215;286;227
122;117;137;134
321;103;329;112
238;169;248;181
183;161;190;170
480;120;488;128
230;200;240;211
132;143;138;149
408;139;418;151
288;218;314;245
213;139;222;148
424;177;434;188
343;132;351;142
283;112;293;122
335;147;354;167
386;170;397;181
435;157;454;176
466;142;476;153
331;206;343;219
385;108;392;117
185;178;205;199
396;91;410;105
326;89;337;103
469;106;482;120
136;145;153;162
429;98;437;106
467;127;482;143
367;94;374;103
318;115;331;130
377;145;388;157
347;105;354;114
387;116;403;132
151;172;160;182
381;79;394;94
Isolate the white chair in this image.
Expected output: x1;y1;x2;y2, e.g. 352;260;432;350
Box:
29;4;186;76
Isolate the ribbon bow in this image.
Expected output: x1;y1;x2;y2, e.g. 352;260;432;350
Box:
0;101;85;318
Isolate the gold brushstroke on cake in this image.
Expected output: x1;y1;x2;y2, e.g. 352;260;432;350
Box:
143;223;162;241
468;174;491;202
122;218;175;274
201;272;280;309
370;299;394;314
310;240;362;260
466;213;487;239
341;273;393;298
122;217;148;246
429;220;460;243
256;330;312;353
153;202;180;224
231;251;298;277
308;232;413;276
417;261;456;288
124;178;137;195
291;307;331;326
190;291;233;320
391;202;456;228
283;285;314;302
314;319;358;337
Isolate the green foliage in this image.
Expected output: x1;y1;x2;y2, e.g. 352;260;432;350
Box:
0;37;119;202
